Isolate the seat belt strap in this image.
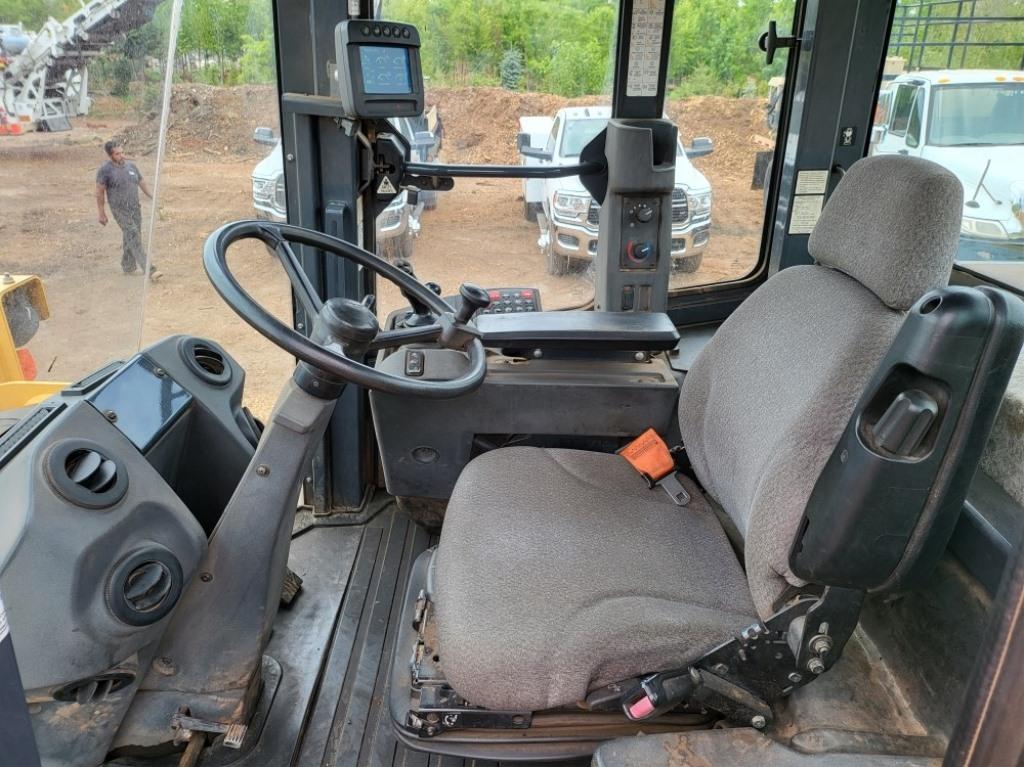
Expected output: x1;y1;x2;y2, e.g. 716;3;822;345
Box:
617;429;690;506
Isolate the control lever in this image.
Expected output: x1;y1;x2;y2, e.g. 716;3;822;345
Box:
455;282;491;323
439;283;491;351
394;259;436;327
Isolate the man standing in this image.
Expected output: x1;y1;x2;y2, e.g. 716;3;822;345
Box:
96;139;163;281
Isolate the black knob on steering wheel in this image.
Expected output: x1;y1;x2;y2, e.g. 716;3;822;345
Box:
203;220;487;398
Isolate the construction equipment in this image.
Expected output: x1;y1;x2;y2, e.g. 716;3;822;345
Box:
0;274;64;410
0;0;160;133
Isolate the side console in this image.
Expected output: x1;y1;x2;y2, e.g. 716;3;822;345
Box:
0;335;258;766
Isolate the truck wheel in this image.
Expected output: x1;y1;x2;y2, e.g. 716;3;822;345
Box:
524;201;539;223
422;191;438;211
674;253;703;274
544;227;568;276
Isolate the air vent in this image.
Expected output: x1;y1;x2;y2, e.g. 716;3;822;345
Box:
65;448;118;493
108;547;184;626
179;337;232;386
54;672;134;704
193;345;225;376
46;439;128;509
124;561;174;613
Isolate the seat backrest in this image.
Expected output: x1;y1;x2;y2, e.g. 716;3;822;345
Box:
678;155;963;617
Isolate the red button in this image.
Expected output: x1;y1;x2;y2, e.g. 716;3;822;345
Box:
627;696;655;719
488;291;501;301
521;290;533;297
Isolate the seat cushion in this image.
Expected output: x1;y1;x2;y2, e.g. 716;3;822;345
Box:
433;447;759;712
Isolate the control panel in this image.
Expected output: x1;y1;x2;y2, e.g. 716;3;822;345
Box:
444;287;542;316
480;287;542;315
334;20;424;118
620;196;662;270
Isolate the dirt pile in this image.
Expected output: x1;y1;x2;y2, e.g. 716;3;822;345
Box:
426;86;769;173
116;83;278;159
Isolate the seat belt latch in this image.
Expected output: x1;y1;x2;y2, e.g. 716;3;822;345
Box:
618;429;690;506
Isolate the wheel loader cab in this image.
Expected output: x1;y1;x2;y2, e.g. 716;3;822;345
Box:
3;3;1024;767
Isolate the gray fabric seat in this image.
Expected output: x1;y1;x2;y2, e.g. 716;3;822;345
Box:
433;155;964;712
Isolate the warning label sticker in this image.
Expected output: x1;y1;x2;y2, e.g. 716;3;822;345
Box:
789;194;825;234
626;0;666;97
795;169;829;195
377;176;398;195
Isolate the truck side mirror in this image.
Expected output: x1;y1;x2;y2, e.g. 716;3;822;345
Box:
412;130;435;149
685;136;714;159
252;127;277;146
871;124;887;145
518;134;553;161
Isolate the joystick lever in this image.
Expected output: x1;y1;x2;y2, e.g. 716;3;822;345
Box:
439;283;491;351
394;259;435;327
455;282;492;323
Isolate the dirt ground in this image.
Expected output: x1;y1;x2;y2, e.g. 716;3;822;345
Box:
1;84;771;418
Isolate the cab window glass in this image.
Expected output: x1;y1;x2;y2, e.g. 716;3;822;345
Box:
906;89;923;146
545;116;562;155
874;2;1024;280
889;84;916;134
665;0;797;293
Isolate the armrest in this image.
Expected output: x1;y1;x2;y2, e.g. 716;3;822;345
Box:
476;311;680;351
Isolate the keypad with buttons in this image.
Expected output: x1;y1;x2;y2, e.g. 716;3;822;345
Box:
478;288;542;315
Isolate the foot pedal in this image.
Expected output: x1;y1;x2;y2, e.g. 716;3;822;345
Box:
280;568;303;607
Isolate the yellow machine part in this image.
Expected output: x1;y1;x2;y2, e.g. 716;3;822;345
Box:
0;275;67;409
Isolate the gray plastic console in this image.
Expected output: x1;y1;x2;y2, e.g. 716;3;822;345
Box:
594;119;678;313
370;349;679;500
476;310;679;351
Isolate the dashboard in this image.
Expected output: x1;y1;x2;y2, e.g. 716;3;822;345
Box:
0;335;258;766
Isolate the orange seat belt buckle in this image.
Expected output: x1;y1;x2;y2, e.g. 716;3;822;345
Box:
618;429;690;506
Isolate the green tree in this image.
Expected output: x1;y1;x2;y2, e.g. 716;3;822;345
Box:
500;47;525;90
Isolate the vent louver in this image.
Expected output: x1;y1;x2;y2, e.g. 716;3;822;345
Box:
46;440;128;509
65;448;118;493
54;672;134;705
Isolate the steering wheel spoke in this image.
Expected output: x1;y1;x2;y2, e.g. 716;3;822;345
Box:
203;220;487;398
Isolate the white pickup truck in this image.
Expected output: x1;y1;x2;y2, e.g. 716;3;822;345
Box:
518;106;714;274
871;70;1024;262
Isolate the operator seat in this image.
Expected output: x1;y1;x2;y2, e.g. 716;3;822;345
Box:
431;155;964;712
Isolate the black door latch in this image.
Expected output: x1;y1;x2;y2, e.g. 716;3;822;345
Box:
758;20;800;65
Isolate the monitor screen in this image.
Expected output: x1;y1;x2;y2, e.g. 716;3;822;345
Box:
359;45;413;95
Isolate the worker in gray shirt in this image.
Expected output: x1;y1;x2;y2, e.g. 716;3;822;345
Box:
96;139;163;281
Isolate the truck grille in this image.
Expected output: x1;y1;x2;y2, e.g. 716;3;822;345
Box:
672;187;689;224
586;190;688;226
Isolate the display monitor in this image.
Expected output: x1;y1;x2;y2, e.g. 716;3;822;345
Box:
336;21;424;118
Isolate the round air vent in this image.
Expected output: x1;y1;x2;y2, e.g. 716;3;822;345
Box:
46;440;128;509
179;337;232;386
107;547;184;626
54;672;135;704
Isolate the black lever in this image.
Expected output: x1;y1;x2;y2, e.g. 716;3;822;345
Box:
758;20;799;66
394;259;436;327
455;283;491;324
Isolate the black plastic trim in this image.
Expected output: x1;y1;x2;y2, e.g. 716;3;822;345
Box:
475;310;680;351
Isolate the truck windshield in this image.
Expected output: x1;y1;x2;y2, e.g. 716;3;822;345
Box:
928;84;1024;147
560;118;606;157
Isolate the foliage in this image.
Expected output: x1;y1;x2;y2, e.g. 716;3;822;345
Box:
0;0;79;27
499;47;525;90
890;0;1024;71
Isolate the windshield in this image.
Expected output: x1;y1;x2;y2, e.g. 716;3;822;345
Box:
928;83;1024;147
560;118;606;158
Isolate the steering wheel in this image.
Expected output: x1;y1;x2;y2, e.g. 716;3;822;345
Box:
203;220;489;398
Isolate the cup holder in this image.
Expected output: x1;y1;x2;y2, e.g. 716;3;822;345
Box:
179;337;232;386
